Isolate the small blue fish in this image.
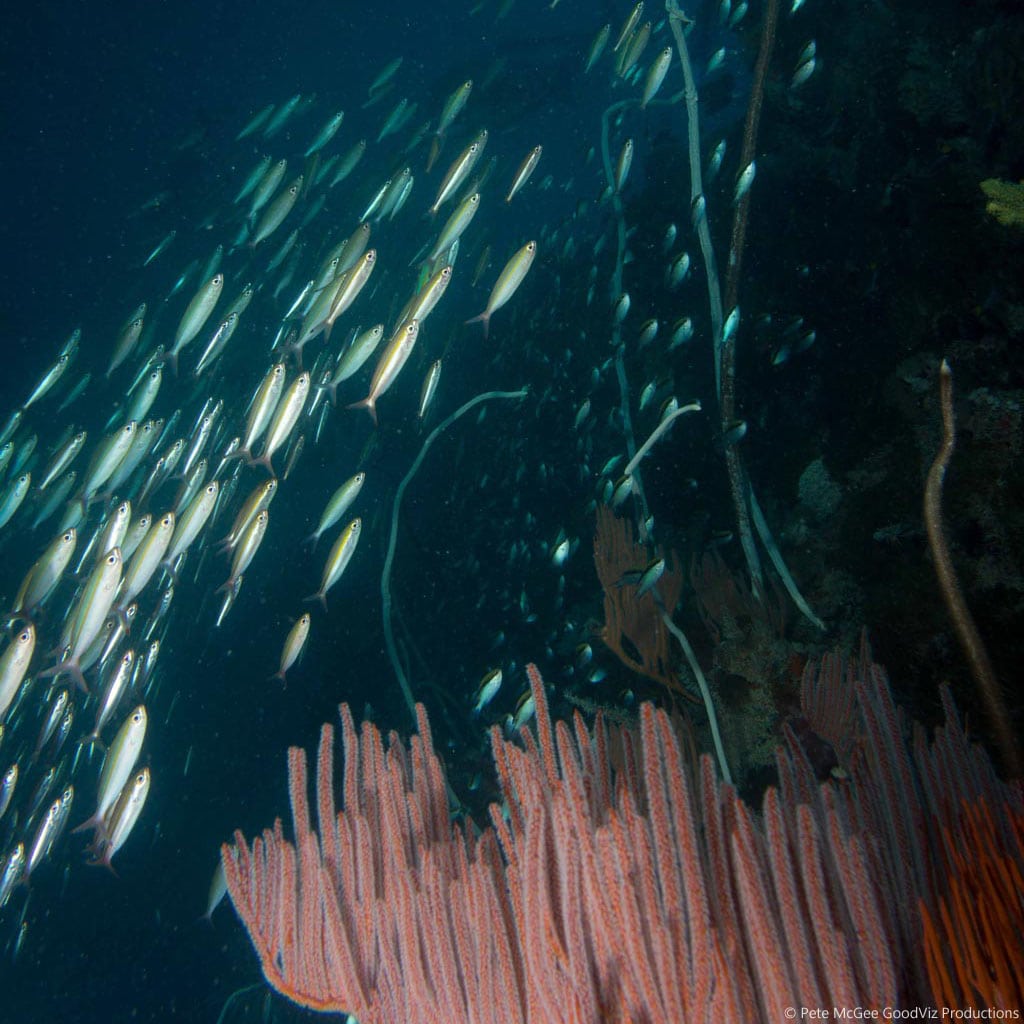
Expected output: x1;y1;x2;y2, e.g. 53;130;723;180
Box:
616;557;666;598
473;669;503;716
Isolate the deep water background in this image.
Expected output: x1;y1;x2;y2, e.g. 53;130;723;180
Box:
1;0;1023;1020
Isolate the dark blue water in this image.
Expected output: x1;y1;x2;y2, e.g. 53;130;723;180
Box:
0;0;1022;1019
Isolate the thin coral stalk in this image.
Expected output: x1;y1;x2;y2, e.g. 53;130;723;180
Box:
924;360;1022;778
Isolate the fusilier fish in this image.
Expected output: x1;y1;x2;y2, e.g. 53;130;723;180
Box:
305;110;344;157
120;512;152;562
418;360;443;420
26;797;64;877
220;478;278;553
0;766;17;822
306;518;361;611
619;20;651;79
347;321;420;425
324;250;377;338
118;511;175;609
506;146;542;203
218;509;269;593
326;324;384;398
44;547;123;691
74;704;147;847
430;133;487;216
81;648;134;748
91;500;132;568
271;613;311;684
250;176;303;248
168;274;224;374
236;105;274;141
613;3;644;51
126;368;162;424
238;363;287;460
12;528;77;617
91;766;150;871
164;481;219;568
465;241;537;338
330;139;367;186
248;158;288;218
304;472;365;550
369;57;403;95
397;265;453;328
0;473;31;531
378;97;412;142
0;845;24;907
24;349;74;410
641;48;672;107
234;155;273;203
585;24;611;72
143;231;176;267
34;471;77;530
265;94;304;137
251;372;309;474
194;312;240;378
0;625;35;723
614;139;634;192
80;417;138;505
429;192;481;261
39;430;87;491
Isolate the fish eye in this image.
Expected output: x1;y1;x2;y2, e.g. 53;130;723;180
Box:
133;710;144;723
207;484;217;493
63;530;74;541
163;514;173;526
18;630;31;642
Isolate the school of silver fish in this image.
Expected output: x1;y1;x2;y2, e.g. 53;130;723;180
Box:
0;0;820;959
